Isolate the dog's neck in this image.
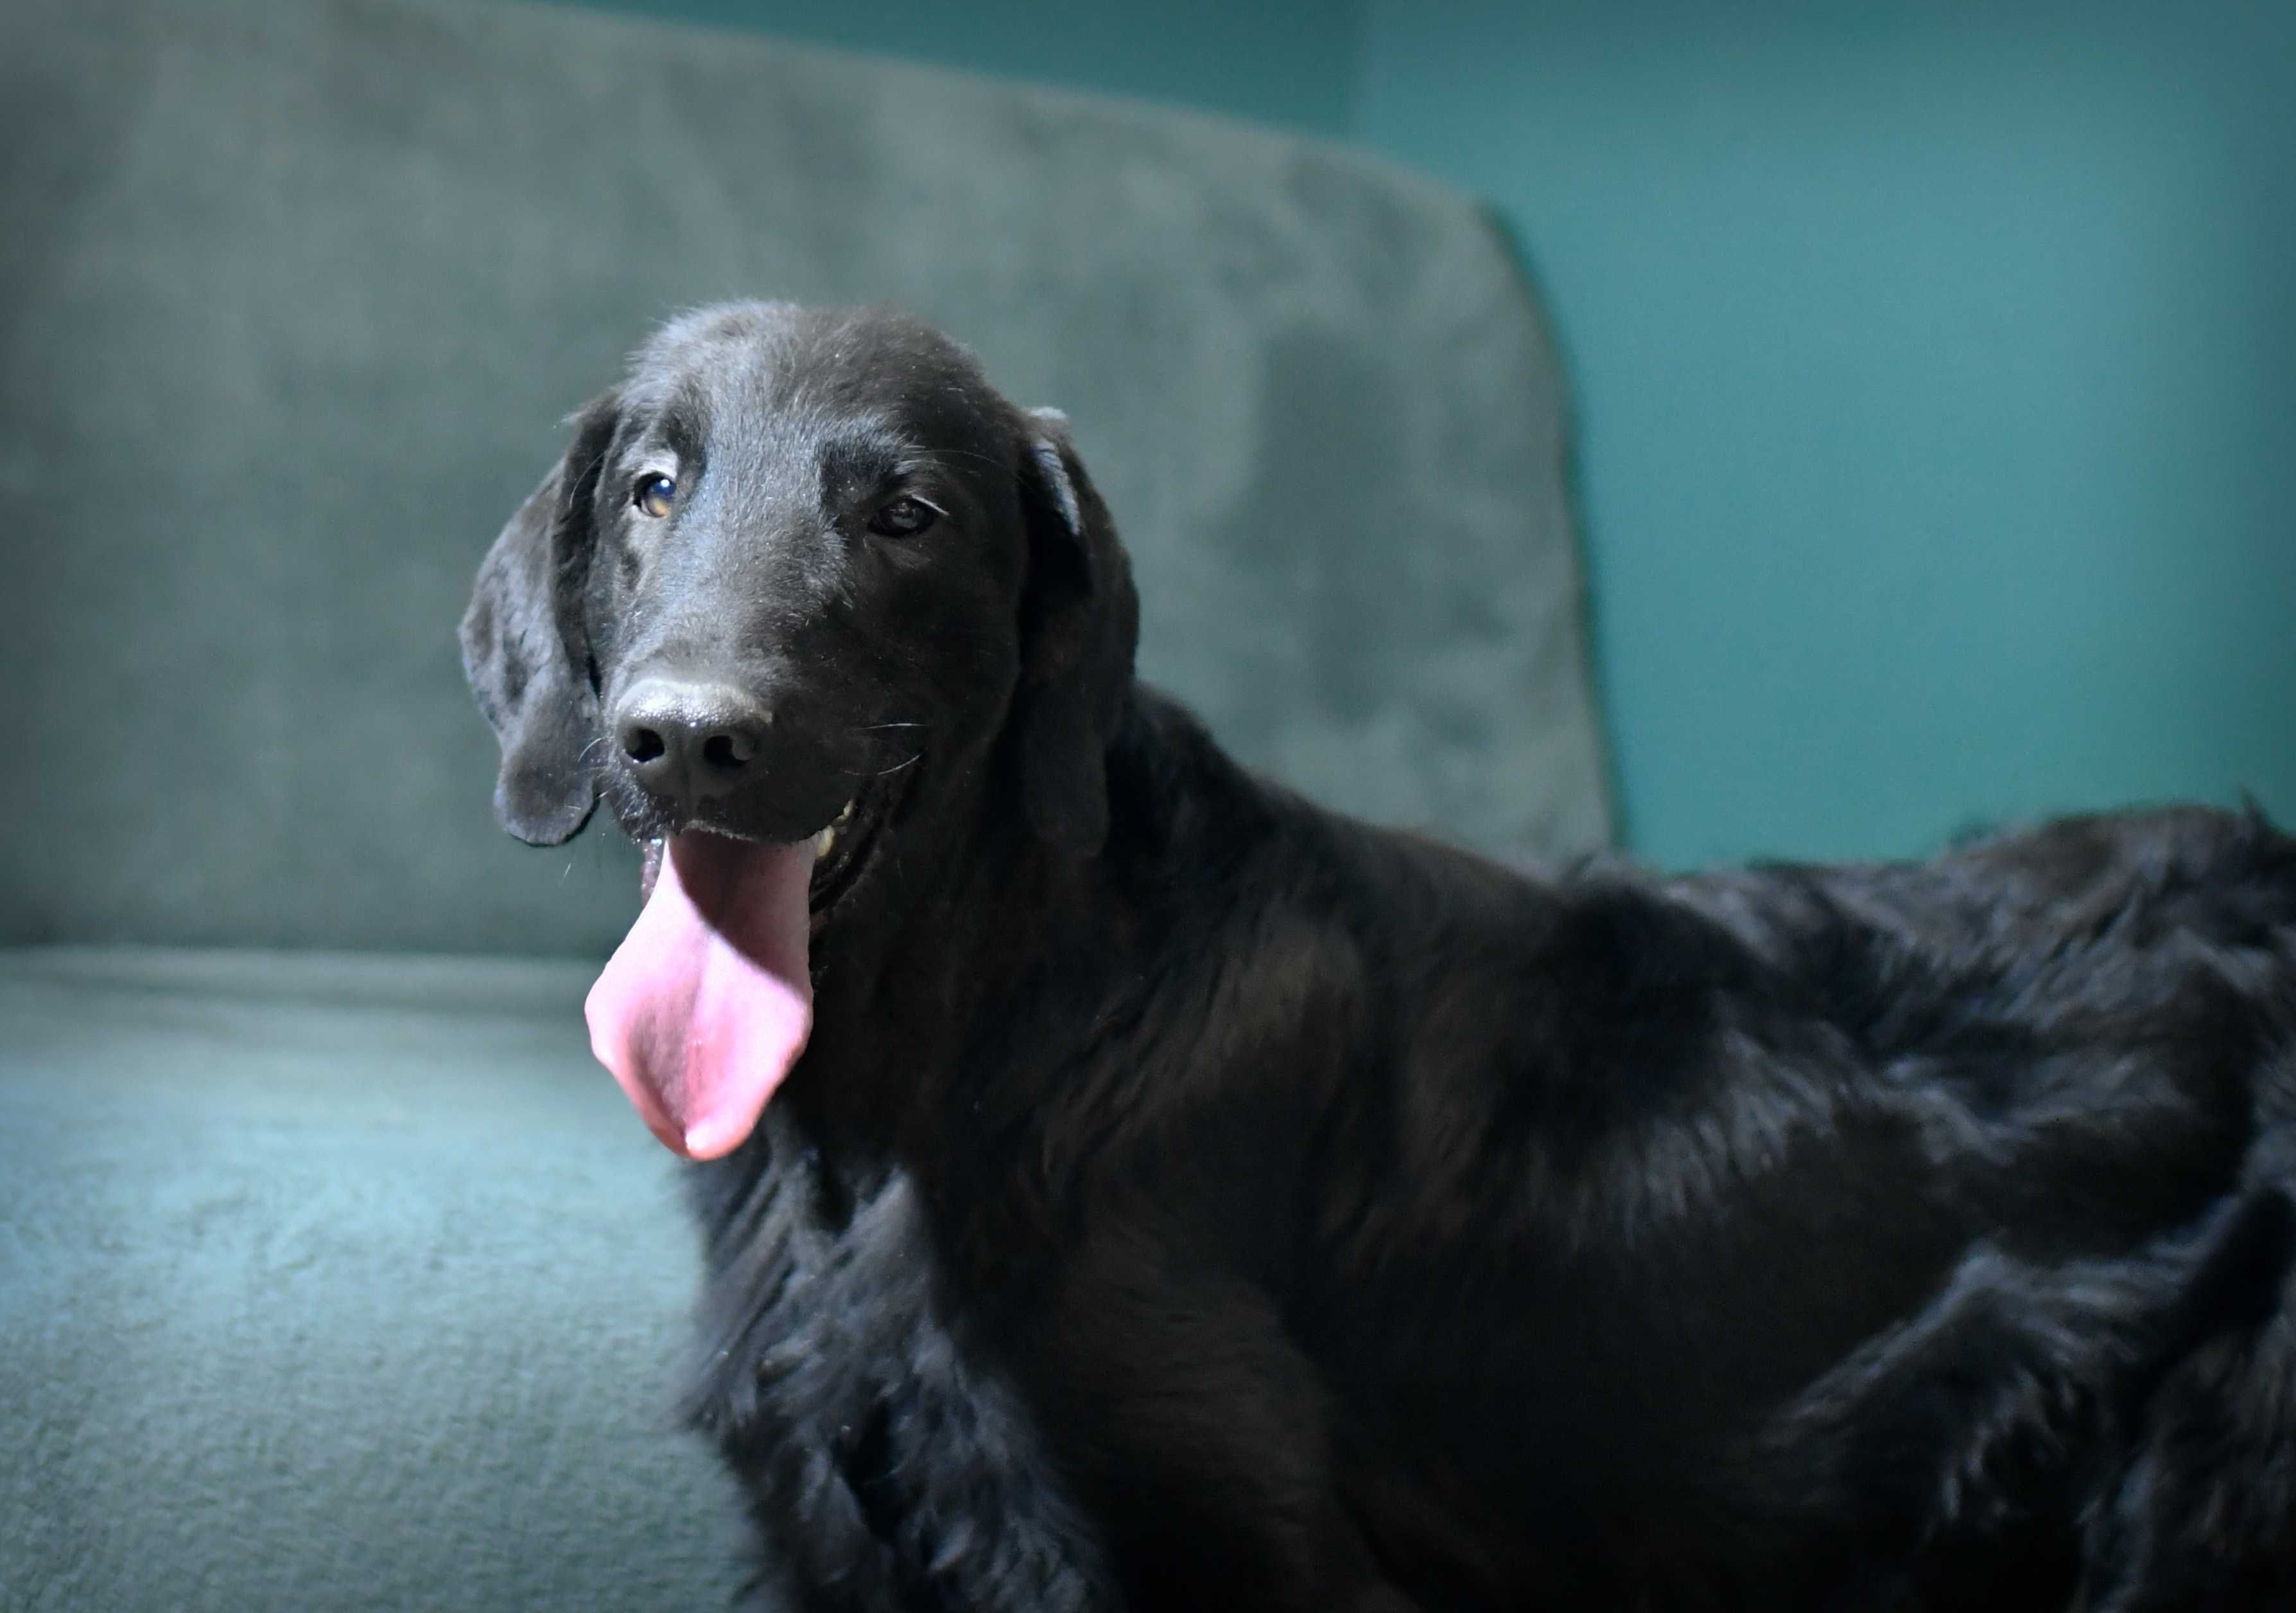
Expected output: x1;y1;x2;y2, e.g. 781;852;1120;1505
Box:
761;686;1278;1226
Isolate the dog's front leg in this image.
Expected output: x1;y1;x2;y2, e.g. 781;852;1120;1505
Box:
1019;1225;1420;1613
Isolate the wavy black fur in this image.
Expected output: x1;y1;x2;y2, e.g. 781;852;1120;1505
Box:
465;303;2296;1612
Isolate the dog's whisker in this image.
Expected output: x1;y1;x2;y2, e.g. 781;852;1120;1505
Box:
914;445;1005;470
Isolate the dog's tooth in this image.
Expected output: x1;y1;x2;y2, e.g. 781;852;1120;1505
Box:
813;826;837;859
835;799;855;826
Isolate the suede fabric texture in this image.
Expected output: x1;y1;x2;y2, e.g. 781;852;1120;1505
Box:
0;948;748;1612
0;0;1609;955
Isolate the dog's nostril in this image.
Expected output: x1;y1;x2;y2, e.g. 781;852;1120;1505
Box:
625;727;666;764
701;731;754;771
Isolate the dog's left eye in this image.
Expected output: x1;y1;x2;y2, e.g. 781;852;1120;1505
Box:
633;474;677;519
867;496;938;537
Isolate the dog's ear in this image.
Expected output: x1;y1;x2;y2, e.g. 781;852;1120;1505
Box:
1014;407;1140;858
460;392;620;846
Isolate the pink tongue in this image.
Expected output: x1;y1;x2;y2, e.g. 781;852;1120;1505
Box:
585;832;815;1159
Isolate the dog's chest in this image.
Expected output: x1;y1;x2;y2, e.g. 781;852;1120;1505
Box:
690;1138;1109;1609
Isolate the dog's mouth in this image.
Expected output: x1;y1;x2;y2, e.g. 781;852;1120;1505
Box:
803;770;897;923
589;767;912;1162
632;770;896;925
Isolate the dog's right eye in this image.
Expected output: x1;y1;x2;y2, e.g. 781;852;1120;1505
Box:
633;474;677;519
867;496;939;537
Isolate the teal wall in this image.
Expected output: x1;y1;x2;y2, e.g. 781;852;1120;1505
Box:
535;0;2295;869
1355;1;2296;868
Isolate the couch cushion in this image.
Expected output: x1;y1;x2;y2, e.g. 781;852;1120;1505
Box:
0;946;747;1613
0;0;1610;955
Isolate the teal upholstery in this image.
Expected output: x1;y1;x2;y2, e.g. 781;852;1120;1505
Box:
0;949;747;1613
1;0;1608;957
0;0;1610;1607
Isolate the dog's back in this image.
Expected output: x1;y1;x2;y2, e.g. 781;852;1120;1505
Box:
1101;711;2296;1609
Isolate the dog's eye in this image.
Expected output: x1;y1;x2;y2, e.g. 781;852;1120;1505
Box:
633;474;677;519
867;496;938;538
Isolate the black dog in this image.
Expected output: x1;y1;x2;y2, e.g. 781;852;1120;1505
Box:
462;302;2296;1611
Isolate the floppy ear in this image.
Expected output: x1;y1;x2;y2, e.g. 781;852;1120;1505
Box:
459;393;620;845
1013;407;1140;858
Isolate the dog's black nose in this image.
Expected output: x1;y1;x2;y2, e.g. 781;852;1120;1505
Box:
613;679;771;806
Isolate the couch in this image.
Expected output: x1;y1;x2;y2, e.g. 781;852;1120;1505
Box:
0;0;1611;1605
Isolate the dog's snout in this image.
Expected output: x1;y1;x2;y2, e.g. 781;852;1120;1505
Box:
613;679;772;806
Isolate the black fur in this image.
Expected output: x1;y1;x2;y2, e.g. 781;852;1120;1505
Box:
465;302;2296;1611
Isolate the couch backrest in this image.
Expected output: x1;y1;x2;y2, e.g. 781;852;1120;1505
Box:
0;0;1610;956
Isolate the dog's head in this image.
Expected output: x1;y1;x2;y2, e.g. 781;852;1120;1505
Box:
460;302;1137;1155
